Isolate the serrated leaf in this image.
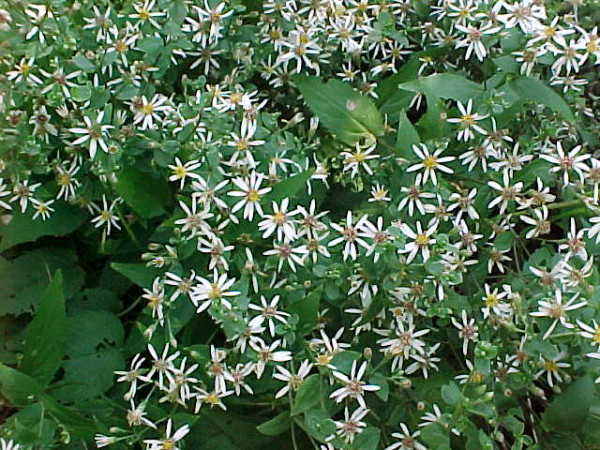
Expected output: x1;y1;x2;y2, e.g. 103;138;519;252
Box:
294;76;384;145
509;77;574;122
0;203;86;251
20;271;66;385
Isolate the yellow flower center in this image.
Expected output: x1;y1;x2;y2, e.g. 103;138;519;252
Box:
141;104;154;115
423;155;437;169
173;166;186;178
246;189;260;202
272;211;286;225
544;360;557;372
484;294;498;307
415;233;430;246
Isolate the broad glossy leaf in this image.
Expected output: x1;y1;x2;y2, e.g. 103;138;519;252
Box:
399;73;483;103
294;76;384;145
0;363;43;407
509;77;575;122
291;374;321;416
114;165;171;218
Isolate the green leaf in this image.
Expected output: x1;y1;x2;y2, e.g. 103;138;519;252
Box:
543;376;597;432
114;165;170;218
266;170;313;203
330;351;362;373
420;423;450;448
291;374;321;416
288;286;321;334
399;73;483;103
64;311;124;357
0;203;86;251
111;262;161;287
72;54;96;72
351;427;380;450
20;271;66;385
294;76;384;145
509;77;574;122
304;409;335;441
0;363;43;407
257;411;290;436
51;348;125;403
396;110;420;156
0;249;84;315
441;382;461;406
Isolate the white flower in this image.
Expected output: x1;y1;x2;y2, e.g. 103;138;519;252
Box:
329;211;370;261
273;360;313;398
168;157;202;189
263;242;309;272
535;353;570;388
90;195;121;236
133;94;171;130
530;289;586;339
174;197;213;239
250;338;292;378
407;144;455;186
451;310;479;356
386;423;426;450
455;23;501;61
143;419;190;450
329;407;369;443
446;99;488;141
248;295;290;336
330;360;381;408
69;111;113;159
558;218;587;260
399;221;437;264
190;271;240;313
258;198;299;242
340;143;380;177
228;172;272;221
487;171;523;214
540;142;590;185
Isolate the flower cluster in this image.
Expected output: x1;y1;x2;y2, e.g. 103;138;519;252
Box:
0;0;599;449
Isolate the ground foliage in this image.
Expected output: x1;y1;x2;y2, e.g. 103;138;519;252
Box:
0;0;599;449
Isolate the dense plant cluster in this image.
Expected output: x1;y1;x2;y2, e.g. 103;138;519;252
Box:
0;0;599;448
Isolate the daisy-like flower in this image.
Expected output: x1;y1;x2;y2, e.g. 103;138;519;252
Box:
405;343;441;380
0;179;11;210
379;316;431;372
6;58;43;85
330;360;381;408
174;197;213;239
455;23;501;61
520;206;550;239
126;399;156;429
340;143;380;178
168;157;202;189
143;344;180;388
31;198;54;220
55;160;81;201
228;172;272;221
250;338;293;378
132;94;171;130
190;271;240;313
0;439;20;450
144;419;189;450
329;407;369;444
447;188;479;221
588;216;600;244
559;218;587;261
223;362;255;396
69;111;113;159
369;183;391;202
359;216;391;263
481;284;510;319
399;221;438;264
193;388;232;412
248;295;290;337
296;199;328;239
90;195;121;236
530;289;586;339
258;198;299;242
577;320;600;350
487;171;523;214
386;423;426;450
142;277;166;324
115;354;147;401
128;0;165;29
540;142;590;186
9;180;40;213
398;175;436;217
263;242;309;272
446;99;488;141
273;360;313;399
329;211;370;261
407;144;455;186
193;0;233;44
535;353;570;387
451;310;479;356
